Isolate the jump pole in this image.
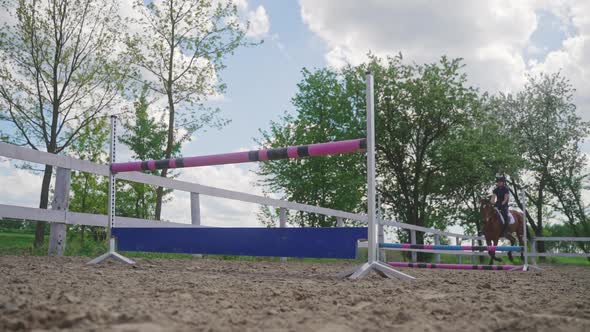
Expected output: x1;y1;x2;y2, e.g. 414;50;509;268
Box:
87;116;135;265
389;262;523;271
341;72;414;280
380;243;523;251
111;139;367;172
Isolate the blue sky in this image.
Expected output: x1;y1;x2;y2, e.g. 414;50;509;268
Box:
1;0;589;228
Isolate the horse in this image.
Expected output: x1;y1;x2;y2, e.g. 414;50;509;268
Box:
479;198;525;265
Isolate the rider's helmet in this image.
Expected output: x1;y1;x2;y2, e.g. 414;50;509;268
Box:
495;175;506;183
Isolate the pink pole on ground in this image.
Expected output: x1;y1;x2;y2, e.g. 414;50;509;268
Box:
389;262;520;271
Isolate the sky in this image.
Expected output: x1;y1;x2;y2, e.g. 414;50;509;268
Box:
1;0;589;229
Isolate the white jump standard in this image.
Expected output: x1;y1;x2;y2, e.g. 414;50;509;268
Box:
88;116;135;265
88;72;414;281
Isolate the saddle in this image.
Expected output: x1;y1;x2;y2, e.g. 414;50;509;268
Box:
494;208;515;225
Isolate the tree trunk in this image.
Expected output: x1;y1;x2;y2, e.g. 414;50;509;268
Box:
155;170;168;220
155;7;177;221
34;164;53;248
155;87;176;220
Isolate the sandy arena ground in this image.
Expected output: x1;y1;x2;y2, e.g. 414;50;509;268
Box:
0;256;589;332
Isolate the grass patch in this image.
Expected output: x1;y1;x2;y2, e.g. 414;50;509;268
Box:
545;256;590;265
0;232;34;247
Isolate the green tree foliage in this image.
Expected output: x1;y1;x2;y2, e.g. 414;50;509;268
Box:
125;0;253;220
257;56;500;236
256;68;366;227
437;97;523;235
495;73;590;253
372;55;481;243
0;0;130;247
117;88;178;220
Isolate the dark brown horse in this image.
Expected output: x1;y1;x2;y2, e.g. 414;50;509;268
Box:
479;198;525;265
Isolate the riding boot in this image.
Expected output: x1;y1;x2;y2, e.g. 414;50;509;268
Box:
500;207;510;237
501;221;509;237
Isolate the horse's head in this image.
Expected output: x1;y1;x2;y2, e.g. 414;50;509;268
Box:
479;196;493;209
479;196;494;226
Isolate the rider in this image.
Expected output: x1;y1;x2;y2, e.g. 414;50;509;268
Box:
491;175;510;236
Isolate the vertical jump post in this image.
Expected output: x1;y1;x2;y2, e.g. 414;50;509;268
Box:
342;72;414;280
87;115;135;265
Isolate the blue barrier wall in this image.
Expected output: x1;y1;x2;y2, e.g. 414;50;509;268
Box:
113;227;368;259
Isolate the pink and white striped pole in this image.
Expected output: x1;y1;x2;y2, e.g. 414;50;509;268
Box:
111;138;366;173
389;262;521;271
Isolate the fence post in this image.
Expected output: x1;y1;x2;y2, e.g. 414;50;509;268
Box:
520;190;529;270
456;237;462;264
49;167;71;256
471;238;476;264
378;223;385;262
531;238;537;266
190;192;202;258
190;192;201;226
410;230;417;262
434;234;441;263
376;195;385;262
279;208;287;262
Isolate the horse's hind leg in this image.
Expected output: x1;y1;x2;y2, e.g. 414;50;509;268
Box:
493;240;503;263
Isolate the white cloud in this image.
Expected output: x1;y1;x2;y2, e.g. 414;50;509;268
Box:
529;1;590;119
299;0;589;112
229;1;270;38
0;159;42;208
161;163;267;227
246;5;270;38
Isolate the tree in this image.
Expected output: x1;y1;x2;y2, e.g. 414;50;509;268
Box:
118;87;177;219
496;72;590;254
0;0;129;247
126;0;253;220
68;117;109;245
436;97;523;236
373;55;480;244
256;68;366;227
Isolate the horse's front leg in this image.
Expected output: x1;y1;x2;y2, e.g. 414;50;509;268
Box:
486;238;495;265
491;239;503;263
506;234;516;263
